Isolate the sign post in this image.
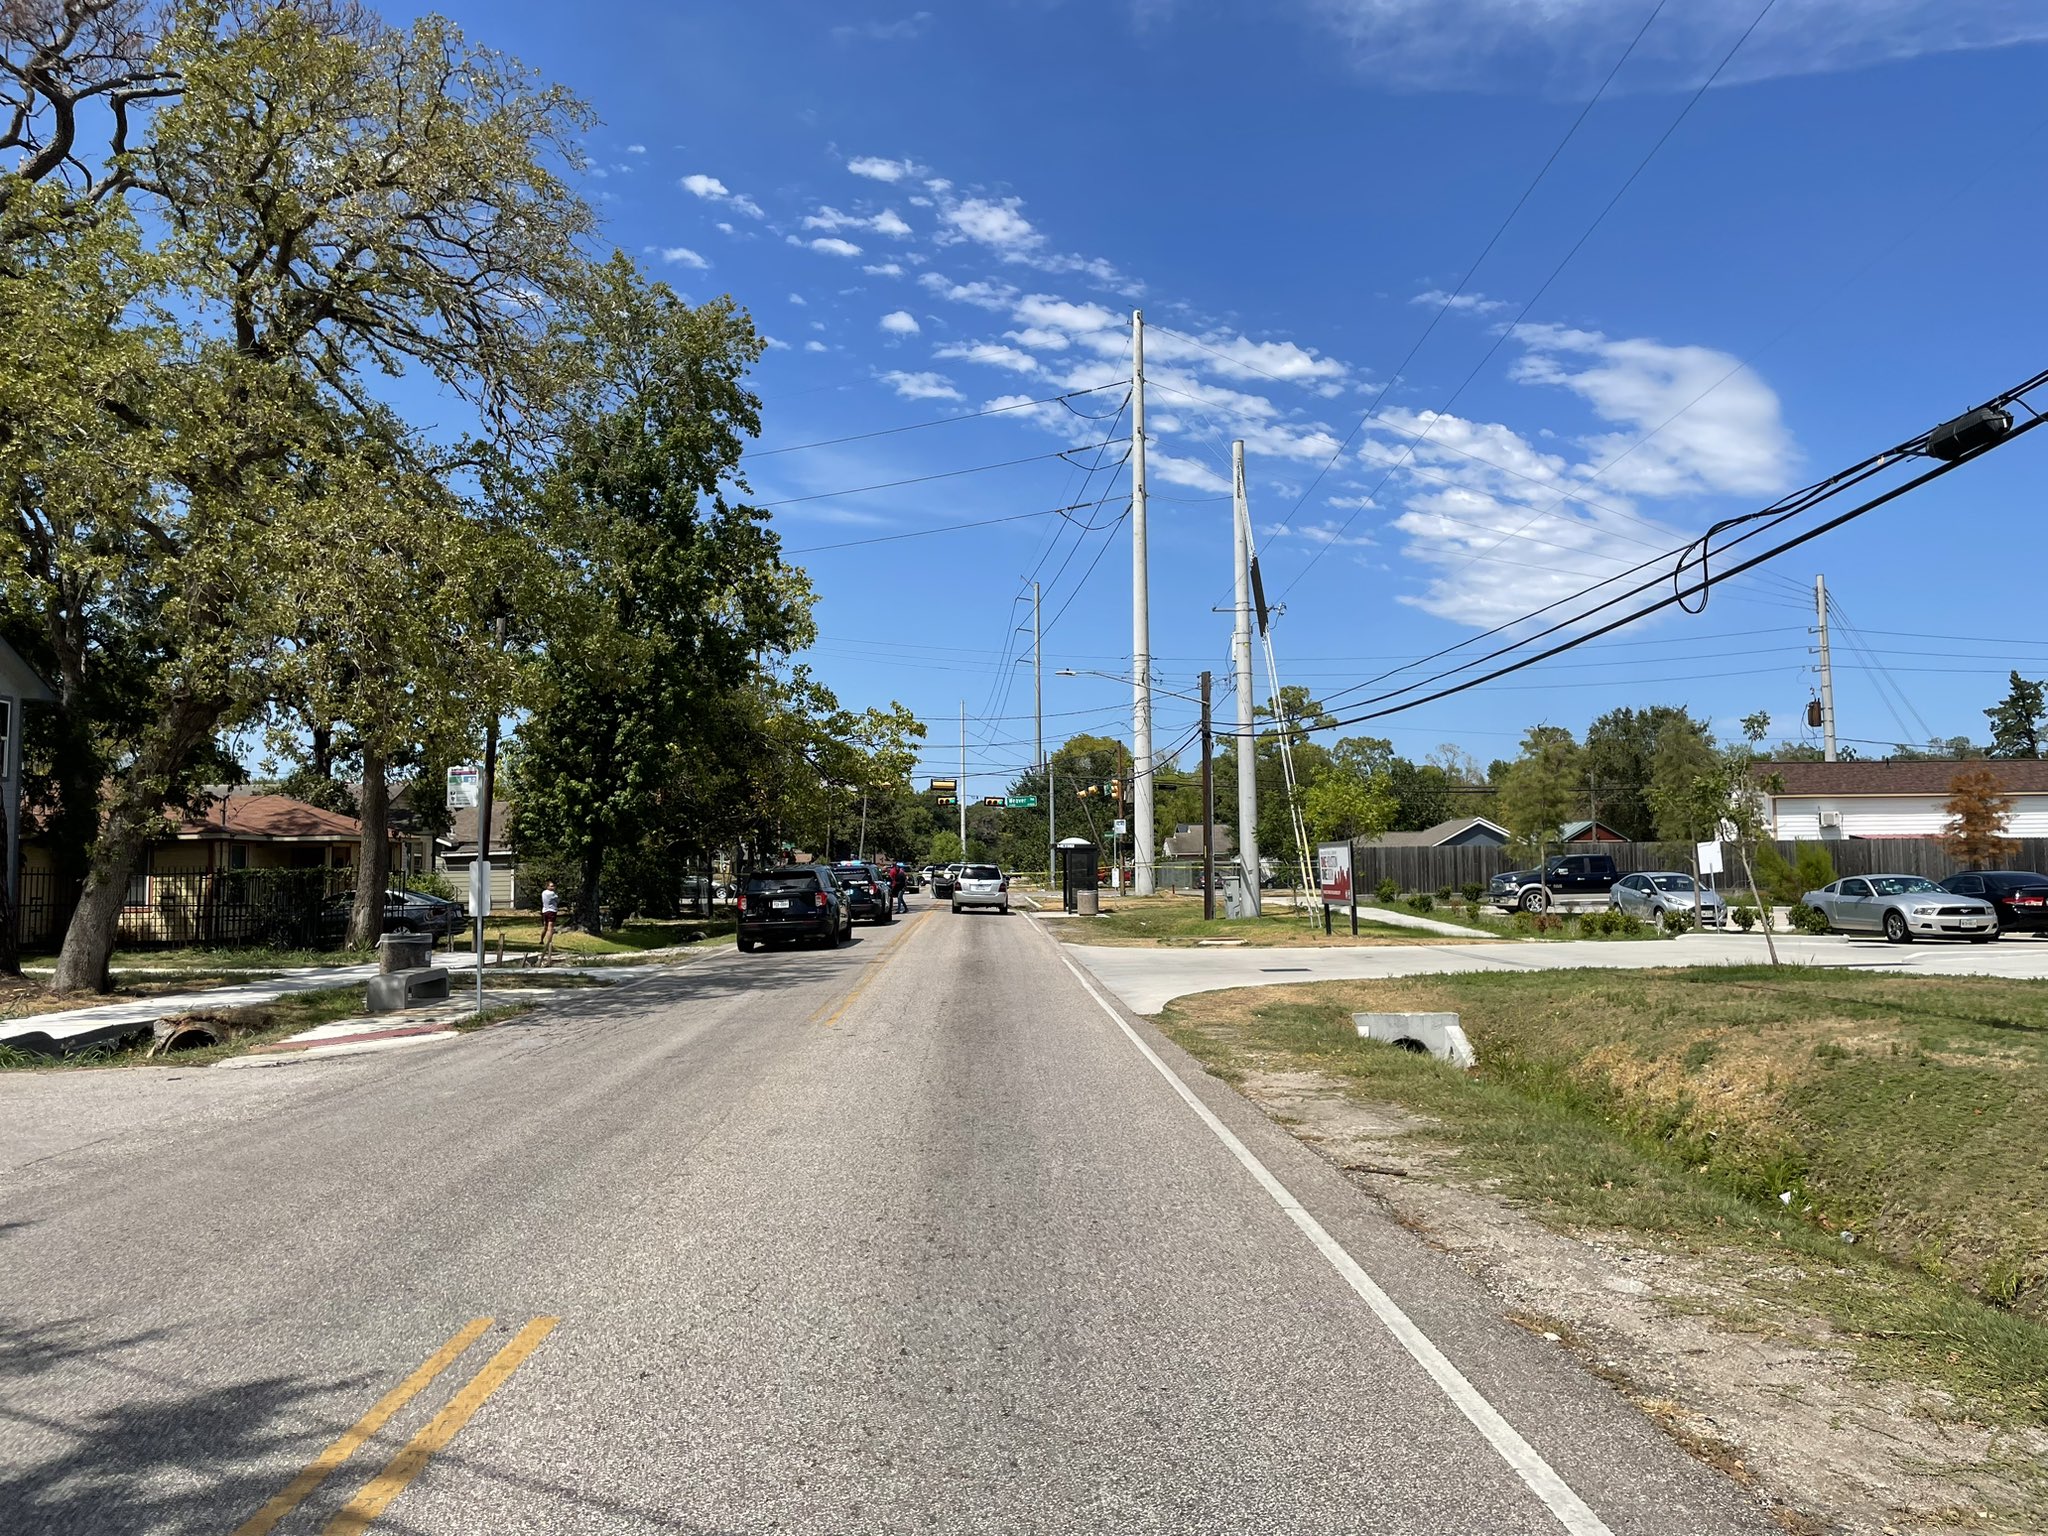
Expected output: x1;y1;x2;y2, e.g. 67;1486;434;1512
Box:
1317;841;1356;937
469;856;491;1015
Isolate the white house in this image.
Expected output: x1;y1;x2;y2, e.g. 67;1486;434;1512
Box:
1760;760;2048;840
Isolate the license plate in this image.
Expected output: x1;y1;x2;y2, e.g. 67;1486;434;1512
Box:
772;899;792;909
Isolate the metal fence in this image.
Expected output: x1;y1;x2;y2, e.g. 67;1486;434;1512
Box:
1347;836;2048;896
11;867;453;954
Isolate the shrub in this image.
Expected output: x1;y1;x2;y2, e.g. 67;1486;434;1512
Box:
1407;893;1434;913
1731;904;1758;931
1435;885;1454;902
405;869;457;902
1461;882;1484;904
1375;876;1399;903
1790;902;1832;934
1661;908;1693;935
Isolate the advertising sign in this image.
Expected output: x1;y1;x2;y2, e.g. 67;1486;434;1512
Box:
445;765;481;810
1317;842;1354;904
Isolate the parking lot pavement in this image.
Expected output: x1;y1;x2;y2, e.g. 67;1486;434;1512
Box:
1057;927;2048;1014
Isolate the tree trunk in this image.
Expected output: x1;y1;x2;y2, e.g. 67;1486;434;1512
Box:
347;744;390;949
51;694;222;993
579;842;603;936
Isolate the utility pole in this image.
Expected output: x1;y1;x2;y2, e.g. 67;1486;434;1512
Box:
1231;441;1260;916
1131;308;1155;897
959;700;967;861
473;614;505;1016
1034;580;1049;888
1200;669;1214;921
1816;573;1838;763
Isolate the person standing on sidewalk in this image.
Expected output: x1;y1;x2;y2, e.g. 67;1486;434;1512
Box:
538;880;560;964
889;862;908;914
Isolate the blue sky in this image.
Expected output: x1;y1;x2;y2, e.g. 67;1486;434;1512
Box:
403;0;2048;791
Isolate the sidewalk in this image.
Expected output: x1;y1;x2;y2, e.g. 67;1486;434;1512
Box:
0;947;697;1058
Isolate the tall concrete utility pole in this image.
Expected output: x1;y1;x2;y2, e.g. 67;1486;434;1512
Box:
1231;441;1260;916
1130;309;1155;897
959;700;968;859
1034;580;1052;888
1815;574;1838;763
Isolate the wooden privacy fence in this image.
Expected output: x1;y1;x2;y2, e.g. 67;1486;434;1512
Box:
1348;837;2048;895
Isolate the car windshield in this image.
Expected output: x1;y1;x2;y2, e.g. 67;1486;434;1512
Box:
1648;875;1695;892
1984;873;2048;892
963;865;1001;879
1870;876;1942;896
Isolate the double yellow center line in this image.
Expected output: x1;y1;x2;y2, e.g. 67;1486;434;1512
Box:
811;909;933;1028
233;1315;557;1535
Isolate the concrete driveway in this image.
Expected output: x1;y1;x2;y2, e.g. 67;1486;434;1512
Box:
1059;928;2048;1014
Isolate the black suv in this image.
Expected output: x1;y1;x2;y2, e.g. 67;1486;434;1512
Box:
1489;853;1619;912
738;866;852;952
829;861;894;925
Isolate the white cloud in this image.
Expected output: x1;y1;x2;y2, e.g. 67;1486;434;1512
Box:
940;196;1043;256
805;204;913;239
918;273;1018;310
659;246;709;269
787;292;807;306
805;340;829;353
1509;324;1795;498
1005;327;1069;352
626;144;647;155
807;237;863;258
1412;288;1510;315
863;262;906;277
1298;0;2048;92
848;155;923;182
714;221;736;235
832;11;933;43
879;370;963;402
870;208;913;238
879;310;921;336
936;341;1039;374
1146;328;1349;391
1010;293;1120;337
763;336;790;350
682;172;765;219
1151;452;1231;495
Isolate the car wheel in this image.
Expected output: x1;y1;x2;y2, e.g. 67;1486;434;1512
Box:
1985;918;2002;941
1519;888;1548;913
951;903;961;914
737;937;756;953
1884;910;1912;944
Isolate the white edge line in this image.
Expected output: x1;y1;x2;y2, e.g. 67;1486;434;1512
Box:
1042;929;1615;1536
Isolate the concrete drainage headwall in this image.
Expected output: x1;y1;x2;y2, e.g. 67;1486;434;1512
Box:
1352;1011;1476;1069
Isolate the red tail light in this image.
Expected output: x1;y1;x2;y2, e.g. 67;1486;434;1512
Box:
737;893;747;912
999;878;1009;891
815;890;828;909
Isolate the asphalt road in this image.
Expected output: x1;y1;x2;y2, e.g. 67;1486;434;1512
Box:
0;896;1776;1535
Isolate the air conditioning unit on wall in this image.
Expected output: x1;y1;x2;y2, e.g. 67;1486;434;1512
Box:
1818;810;1842;829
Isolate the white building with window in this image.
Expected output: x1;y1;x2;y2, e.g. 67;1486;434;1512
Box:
1760;760;2048;840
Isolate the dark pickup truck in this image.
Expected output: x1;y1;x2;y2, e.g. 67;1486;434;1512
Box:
1489;853;1619;912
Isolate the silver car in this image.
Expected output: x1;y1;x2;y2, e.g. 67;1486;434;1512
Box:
1609;872;1727;930
951;863;1010;915
1801;874;1996;944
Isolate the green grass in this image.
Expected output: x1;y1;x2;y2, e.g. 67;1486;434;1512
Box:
462;916;733;958
0;986;373;1070
1354;898;1673;942
1159;965;2048;1424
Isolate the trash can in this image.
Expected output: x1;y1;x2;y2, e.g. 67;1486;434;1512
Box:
1076;889;1100;916
377;932;434;973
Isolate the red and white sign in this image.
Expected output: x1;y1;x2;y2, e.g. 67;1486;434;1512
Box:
1316;842;1354;904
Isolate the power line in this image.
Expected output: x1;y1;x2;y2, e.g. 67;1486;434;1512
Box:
782;496;1122;554
1280;0;1779;598
758;440;1127;508
750;382;1129;457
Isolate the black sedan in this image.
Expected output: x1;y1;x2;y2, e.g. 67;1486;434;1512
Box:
1938;870;2048;936
318;889;465;942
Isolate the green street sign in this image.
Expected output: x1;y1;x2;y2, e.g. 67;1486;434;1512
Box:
1006;795;1039;808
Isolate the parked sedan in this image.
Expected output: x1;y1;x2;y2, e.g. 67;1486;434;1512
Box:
950;863;1010;914
317;889;464;942
1801;875;1996;943
1938;870;2048;937
1609;872;1727;930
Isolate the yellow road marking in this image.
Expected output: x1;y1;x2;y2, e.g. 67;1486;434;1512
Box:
815;909;932;1028
323;1316;560;1535
231;1317;493;1536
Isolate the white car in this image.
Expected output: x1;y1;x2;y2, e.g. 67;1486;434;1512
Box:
951;863;1010;914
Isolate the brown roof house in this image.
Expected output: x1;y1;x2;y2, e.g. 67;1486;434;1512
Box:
1760;759;2048;840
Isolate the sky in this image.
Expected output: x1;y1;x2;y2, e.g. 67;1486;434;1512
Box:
398;0;2048;796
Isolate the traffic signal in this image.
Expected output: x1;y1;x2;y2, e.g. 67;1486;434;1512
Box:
980;796;1004;807
935;795;958;806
